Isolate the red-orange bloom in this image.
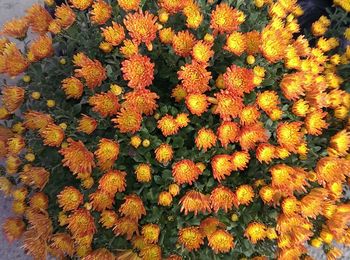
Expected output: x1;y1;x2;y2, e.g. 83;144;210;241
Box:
121;54;154;89
101;22;125;46
122;89;159;115
157;115;179;137
172;30;197;57
217;121;240;148
211;154;234;182
89;92;120;118
57;186;83;211
277;122;304;153
94;138;120;171
245;31;261;55
69;0;93;10
1;86;25;113
210;186;237;212
112;108;142;134
214;91;244;120
305;110;328;136
61;77;83;99
98;170;126;195
239;123;268;150
195;128;217;151
210;3;243;34
172;159;202;185
178;61;212;94
223;65;255;96
55;4;76;29
67;209;96;239
26;4;53;34
28;35;54;62
119;194;146;221
2;217;26;243
40;123;65;147
117;0;140;11
90;0;112;25
208;229;234;254
178;226;204;251
1;17;29;38
77;114;97;134
186;93;209;116
179;190;211;215
231;151;250;171
1;43;29;77
159;0;186;14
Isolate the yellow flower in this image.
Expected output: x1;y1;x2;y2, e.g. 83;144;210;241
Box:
95;138;119;171
130;135;142;148
178;227;204;251
158;191;173;206
244;222;267;244
305;110;328;136
195;128;217;151
217;121;239;148
61;77;83;99
211;154;234;182
142;224;160;244
185;93;209;116
210;3;243;34
155;143;174;165
117;0;140;11
175;113;190;128
69;0;93;10
168;183;180;196
236;185;254;206
101;22;125;46
135;163;152;183
99;210;118;229
55;4;76;29
208;229;234;254
330;130;350;156
192;41;213;63
159;27;175;44
225;32;246;56
140;245;162;260
119;39;139;57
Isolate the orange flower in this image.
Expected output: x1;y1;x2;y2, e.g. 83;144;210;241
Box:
330;130;350;156
122;89;159;116
27;35;53;62
140;245;162;260
74;53;107;89
244;222;267;244
59;138;95;175
280;72;305;101
117;0;140;11
89;92;120;118
61;77;83;99
40;123;65;147
19;166;49;190
256;143;276;164
119;194;146;221
195;128;217;151
2;217;25;242
179;190;211;215
159;28;175;44
305;110;328;136
142;224;160;244
159;0;186;14
101;22;125;46
231;150;250;171
112;108;142;134
69;0;93;10
172;30;197;57
157;115;179;137
210;186;236;212
277;122;304;152
210;3;243;34
135;163;152;183
1;43;29;76
57;186;83;211
50;233;74;258
256;90;280;113
281;196;300;216
199;217;225;238
259;186;275;204
192;41;214;64
1;86;24;113
55;4;76;29
26;4;53;34
158;191;173;206
178;61;211;94
217;121;240;148
121;54;154;89
239;123;268;150
178;227;204;251
239;105;260;126
119;39;139;58
94;138;120;171
292;99;309;117
183;2;203;29
225;32;246;56
155;143;174;165
186;93;209;116
208;229;234;254
113;217;139;240
68;209;96;239
90;190;114;211
77;115;97;134
236;185;254;205
269;164;294;191
85;249;115;259
99;210;118;229
223;65;254;96
211;154;234;182
245;31;261;55
98;170;126;195
214;91;244;120
124;11;158;45
1;17;29;38
172;159;201;185
175;113;190;128
90;0;112;25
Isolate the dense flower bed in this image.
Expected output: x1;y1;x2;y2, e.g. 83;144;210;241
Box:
0;0;350;259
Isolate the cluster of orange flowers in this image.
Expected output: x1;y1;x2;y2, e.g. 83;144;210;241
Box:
0;0;350;259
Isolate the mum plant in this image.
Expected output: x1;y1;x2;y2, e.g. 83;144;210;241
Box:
0;0;350;259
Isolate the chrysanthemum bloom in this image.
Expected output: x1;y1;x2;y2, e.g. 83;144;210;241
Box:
217;121;239;148
142;224;160;244
19;166;49;190
90;0;112;25
175;113;190;128
59;138;95;175
208;229;234;254
185;93;209;116
239;123;268;151
68;209;96;239
135;163;152;183
29;193;46;210
225;32;246;56
124;11;158;46
326;247;343;260
95;138;119;171
172;159;201;185
6;135;25;155
223;65;254;96
172;30;197;57
259;185;276;204
2;217;26;242
168;183;180;197
0;176;12;195
159;28;175;44
178;227;204;251
178;61;211;94
98;170;126;196
157;115;179;137
140;245;162;260
245;31;261;55
69;0;93;10
210;186;236;212
1;43;29;76
25;4;53;34
214;91;244;120
55;4;76;29
57;186;83;211
121;54;154;89
179;190;211;215
159;0;185;13
99;210;118;229
89;190;114;211
122;89;159;116
101;22;125;46
61;77;84;99
158;191;173;206
269;164;294;191
183;2;203;29
40;123;65;147
199;217;225;238
239;105;261;126
119;39;139;57
277;122;304;153
330;130;350;156
22;229;49;260
244;222;267;244
5;155;21;174
192;41;213;64
50;233;75;258
236;185;254;205
280;73;305;101
195;128;217;151
292;99;309;117
210;3;244;34
48;20;61;34
77;115;97;134
112;108;142;134
84;248;116;259
89;92;120;118
281;196;300;216
119;194;146;221
117;0;140;11
256;143;276;164
231;151;250;171
27;35;53;62
155;143;174;165
211;154;234;182
1;17;29;38
305;110;328;136
1;86;24;113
